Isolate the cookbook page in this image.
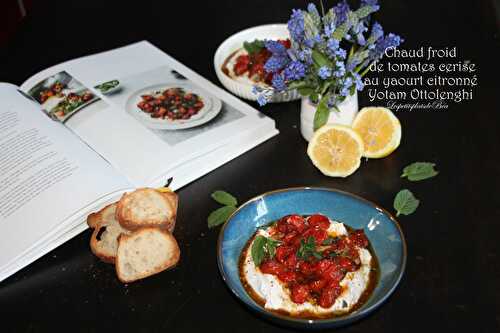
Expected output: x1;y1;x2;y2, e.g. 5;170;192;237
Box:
20;41;278;188
0;83;132;274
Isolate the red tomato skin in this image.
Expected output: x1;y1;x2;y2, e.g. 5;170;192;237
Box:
314;259;334;275
318;283;342;308
308;214;330;230
309;279;328;293
349;230;369;248
322;264;344;284
302;228;328;245
285;215;307;233
275;245;294;263
291;284;310;304
260;260;284;275
284;253;298;269
298;260;316;275
278;271;297;283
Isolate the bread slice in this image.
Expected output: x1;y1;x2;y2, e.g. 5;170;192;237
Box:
116;188;178;231
88;203;130;263
115;228;180;283
87;203;116;229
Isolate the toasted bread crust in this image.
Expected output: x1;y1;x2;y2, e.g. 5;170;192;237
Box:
116;188;178;231
88;203;130;264
115;228;180;283
87;203;116;229
90;225;116;264
162;191;178;232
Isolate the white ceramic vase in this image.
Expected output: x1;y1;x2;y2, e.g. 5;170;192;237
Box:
300;92;359;141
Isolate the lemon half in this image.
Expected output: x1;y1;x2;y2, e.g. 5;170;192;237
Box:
352;107;401;158
307;125;364;177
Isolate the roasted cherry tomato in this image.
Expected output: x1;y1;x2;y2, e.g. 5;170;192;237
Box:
308;214;330;230
291;284;310;304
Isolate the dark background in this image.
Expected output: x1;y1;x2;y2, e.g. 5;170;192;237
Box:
0;1;499;332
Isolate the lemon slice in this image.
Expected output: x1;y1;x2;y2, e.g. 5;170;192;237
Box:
352;107;402;158
307;125;364;177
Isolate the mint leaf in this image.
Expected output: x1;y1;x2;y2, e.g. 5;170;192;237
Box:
401;162;439;181
207;205;236;228
265;238;281;259
243;40;265;55
313;94;330;131
211;190;238;206
393;189;420;217
251;235;267;266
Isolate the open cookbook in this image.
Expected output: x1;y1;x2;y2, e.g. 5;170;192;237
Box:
0;41;278;282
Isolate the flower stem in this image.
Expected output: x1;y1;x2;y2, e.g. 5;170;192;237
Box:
360;62;373;77
319;0;326;16
349;45;355;60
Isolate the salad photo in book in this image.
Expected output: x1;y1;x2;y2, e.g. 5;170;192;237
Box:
99;65;245;146
27;71;101;122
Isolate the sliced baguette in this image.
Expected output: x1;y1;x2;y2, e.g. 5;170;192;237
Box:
115;227;180;283
116;188;178;232
88;203;130;263
87;203;116;229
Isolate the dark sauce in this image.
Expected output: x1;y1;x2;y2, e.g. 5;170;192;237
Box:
238;217;380;320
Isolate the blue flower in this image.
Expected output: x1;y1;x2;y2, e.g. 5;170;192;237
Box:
333;61;345;77
272;73;287;92
283;61;306;81
326;38;347;59
305;34;322;48
336;48;347;59
370;33;404;61
353;72;364;91
369;22;384;43
346;59;357;72
288;9;305;43
352;22;368;46
264;55;289;73
252;86;274;106
318;66;332;79
340;77;353;96
361;0;380;11
298;48;313;64
327;38;339;52
257;94;268;106
265;40;287;55
333;0;350;25
324;22;336;36
307;3;320;17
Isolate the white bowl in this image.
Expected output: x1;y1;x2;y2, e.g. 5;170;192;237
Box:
214;24;300;103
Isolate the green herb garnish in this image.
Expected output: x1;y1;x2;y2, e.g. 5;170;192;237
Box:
401;162;439;181
243;40;265;55
321;237;336;246
251;235;281;266
393;189;420;217
207;190;238;228
297;236;323;260
94;80;119;93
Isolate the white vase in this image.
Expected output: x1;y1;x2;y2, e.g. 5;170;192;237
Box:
300;92;359;141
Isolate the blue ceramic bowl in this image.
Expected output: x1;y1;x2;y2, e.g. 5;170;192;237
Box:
217;187;407;329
